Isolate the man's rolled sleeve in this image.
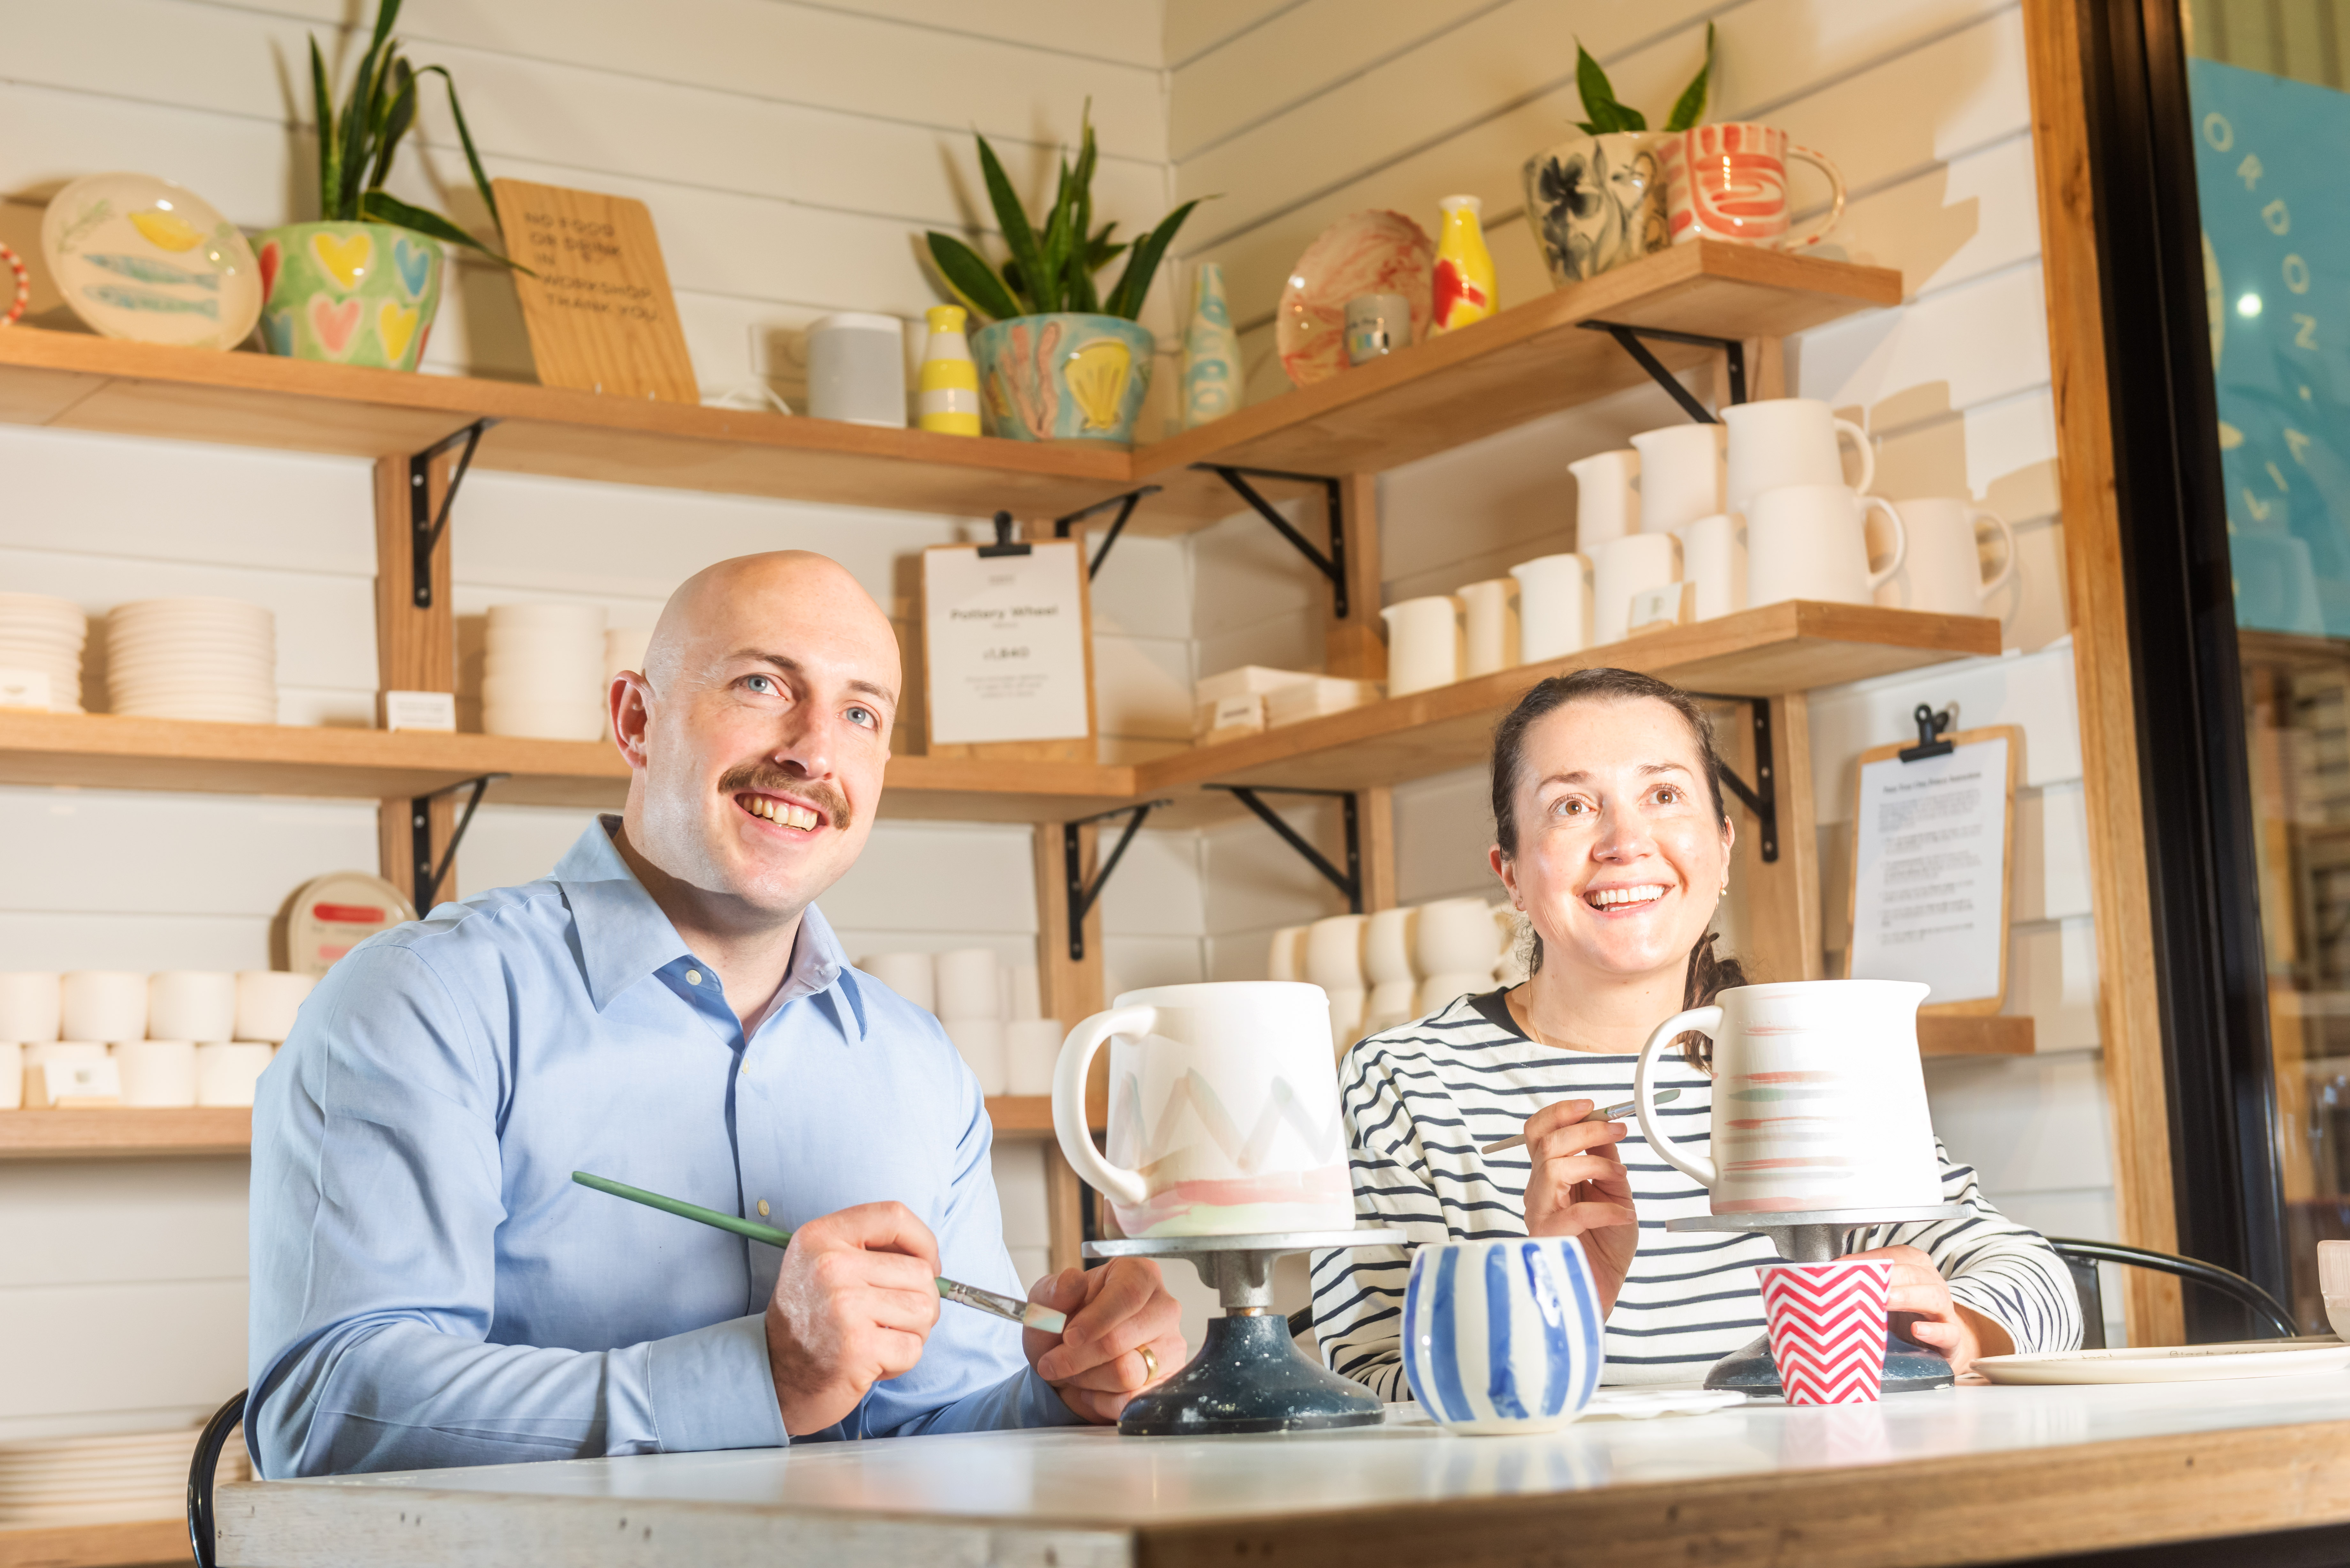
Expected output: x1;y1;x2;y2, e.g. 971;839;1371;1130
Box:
646;1314;788;1452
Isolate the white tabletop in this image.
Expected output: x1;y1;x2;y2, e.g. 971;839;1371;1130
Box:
217;1377;2350;1568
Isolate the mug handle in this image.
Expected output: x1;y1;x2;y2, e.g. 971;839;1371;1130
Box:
1833;416;1877;497
1861;494;1907;592
1052;1005;1156;1209
1971;505;2018;598
1635;1006;1723;1189
1780;143;1848;250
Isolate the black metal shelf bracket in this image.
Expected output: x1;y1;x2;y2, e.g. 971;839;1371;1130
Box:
1578;320;1747;425
410;772;509;913
1193;465;1349;617
1206;784;1363;912
1063;799;1175;961
1052;486;1163;580
1686;693;1778;863
409;418;497;610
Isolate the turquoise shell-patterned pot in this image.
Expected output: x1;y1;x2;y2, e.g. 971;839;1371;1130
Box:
971;313;1156;445
254;222;444;372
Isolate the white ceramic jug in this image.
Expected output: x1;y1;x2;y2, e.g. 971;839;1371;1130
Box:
1591;533;1681;645
1629;423;1727;534
1566;449;1640;550
1674;513;1747;621
1511;553;1593;662
1457;579;1520;676
1381;595;1464;695
1723;398;1876;517
1632;979;1941;1214
1054;981;1354;1236
1747;484;1904;608
1873;498;2016;617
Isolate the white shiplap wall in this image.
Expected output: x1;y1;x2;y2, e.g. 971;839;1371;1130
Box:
0;1;1207;1441
1168;0;2124;1334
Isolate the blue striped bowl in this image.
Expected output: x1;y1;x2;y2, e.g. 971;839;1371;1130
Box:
1402;1237;1605;1434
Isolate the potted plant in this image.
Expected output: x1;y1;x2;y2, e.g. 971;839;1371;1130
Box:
255;0;516;372
1522;26;1712;286
924;110;1202;445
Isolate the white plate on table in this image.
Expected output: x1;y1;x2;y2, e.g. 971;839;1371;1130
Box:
1975;1336;2350;1385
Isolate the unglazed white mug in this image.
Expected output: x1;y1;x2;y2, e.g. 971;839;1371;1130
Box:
1675;513;1748;621
1592;533;1682;644
1457;579;1520;676
1872;498;2016;617
1382;595;1465;695
1511;553;1594;663
1747;484;1904;608
1567;449;1640;549
1630;423;1727;534
1053;981;1353;1236
1634;980;1940;1214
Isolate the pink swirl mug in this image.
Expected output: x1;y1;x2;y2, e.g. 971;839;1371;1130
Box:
1659;122;1846;250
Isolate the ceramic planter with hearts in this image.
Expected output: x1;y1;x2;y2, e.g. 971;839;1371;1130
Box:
253;222;443;372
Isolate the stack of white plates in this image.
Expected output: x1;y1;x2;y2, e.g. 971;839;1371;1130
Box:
484;603;606;741
0;593;88;712
0;1425;249;1527
107;598;277;724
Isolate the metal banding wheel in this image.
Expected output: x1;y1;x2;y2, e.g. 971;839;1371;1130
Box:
1084;1227;1408;1436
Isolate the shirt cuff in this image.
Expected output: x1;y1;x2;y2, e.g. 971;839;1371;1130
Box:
646;1314;788;1453
1945;1278;2032;1355
1019;1365;1093;1429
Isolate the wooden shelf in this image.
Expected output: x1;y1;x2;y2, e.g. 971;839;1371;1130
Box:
1129;242;1904;529
0;1518;184;1568
0;1100;1065;1157
0;711;1140;824
1137;602;2000;798
0;244;1894;532
1918;1015;2036;1057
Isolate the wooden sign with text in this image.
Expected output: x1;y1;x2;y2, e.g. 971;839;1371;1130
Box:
491;178;697;402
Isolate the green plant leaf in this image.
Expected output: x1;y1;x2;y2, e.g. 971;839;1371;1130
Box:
1038;157;1075;314
924;231;1022;322
308;35;339;221
416;65;503;234
974;130;1046;316
1104;197;1203;320
360;189;526;269
336;25;392;220
1664;21;1714;132
367;60;417;192
1575;41;1629;135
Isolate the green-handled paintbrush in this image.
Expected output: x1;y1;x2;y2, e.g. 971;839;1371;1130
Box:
572;1170;1068;1333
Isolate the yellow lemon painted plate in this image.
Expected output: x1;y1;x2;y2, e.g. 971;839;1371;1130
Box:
42;172;262;350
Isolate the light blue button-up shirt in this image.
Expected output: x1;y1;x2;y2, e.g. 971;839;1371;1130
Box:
248;817;1076;1477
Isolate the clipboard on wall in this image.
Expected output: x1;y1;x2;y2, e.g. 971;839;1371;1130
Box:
1844;711;2021;1018
919;526;1097;763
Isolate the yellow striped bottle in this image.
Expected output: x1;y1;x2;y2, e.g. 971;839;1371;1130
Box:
917;305;982;436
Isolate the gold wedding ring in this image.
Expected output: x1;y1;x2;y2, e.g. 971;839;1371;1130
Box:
1138;1344;1160;1381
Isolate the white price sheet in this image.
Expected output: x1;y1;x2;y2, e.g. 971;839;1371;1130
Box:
922;541;1091;745
1848;735;2011;1007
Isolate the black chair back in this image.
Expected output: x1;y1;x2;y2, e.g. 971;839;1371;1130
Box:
2049;1238;2299;1342
186;1389;247;1568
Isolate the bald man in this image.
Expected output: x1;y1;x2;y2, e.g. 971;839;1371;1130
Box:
248;552;1182;1477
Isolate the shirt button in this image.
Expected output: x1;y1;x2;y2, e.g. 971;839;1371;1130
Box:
757;1199;770;1217
685;969;702;985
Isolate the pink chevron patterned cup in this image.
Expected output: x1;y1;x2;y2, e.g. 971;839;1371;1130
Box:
1757;1258;1894;1405
1657;123;1846;251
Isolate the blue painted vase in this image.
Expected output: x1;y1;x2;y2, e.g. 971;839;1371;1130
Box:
1403;1236;1605;1434
1181;262;1241;428
970;313;1156;445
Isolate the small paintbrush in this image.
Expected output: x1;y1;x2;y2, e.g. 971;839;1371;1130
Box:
572;1170;1068;1333
1479;1088;1681;1156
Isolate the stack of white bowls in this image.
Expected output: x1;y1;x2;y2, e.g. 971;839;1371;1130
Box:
0;593;87;712
106;598;277;723
0;969;307;1110
858;950;1060;1097
484;604;606;741
1275;897;1518;1053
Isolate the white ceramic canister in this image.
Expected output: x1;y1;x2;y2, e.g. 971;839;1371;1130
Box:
1381;595;1465;696
60;972;146;1045
1416;897;1503;975
1566;449;1640;550
1266;926;1310;983
1590;533;1682;645
944;1016;1009;1095
1304;913;1369;991
1362;907;1420;986
1674;513;1748;622
1511;554;1594;663
148;971;236;1044
1722;397;1875;518
1628;423;1726;534
1004;1017;1065;1096
1457;579;1521;677
233;971;316;1044
114;1039;197;1107
933;948;1005;1020
195;1042;275;1108
860;952;938;1013
0;972;61;1043
807;312;909;428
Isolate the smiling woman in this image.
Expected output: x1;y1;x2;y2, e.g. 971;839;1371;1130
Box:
1309;668;2083;1391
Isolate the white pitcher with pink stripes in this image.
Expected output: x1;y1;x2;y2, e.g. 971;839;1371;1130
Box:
1631;980;1940;1215
1658;122;1847;250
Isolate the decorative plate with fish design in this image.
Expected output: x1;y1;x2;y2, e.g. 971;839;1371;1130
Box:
41;172;261;350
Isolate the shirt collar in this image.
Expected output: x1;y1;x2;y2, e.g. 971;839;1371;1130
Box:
554;816;853;1034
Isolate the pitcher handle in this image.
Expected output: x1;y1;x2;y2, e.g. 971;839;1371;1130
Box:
1781;143;1847;251
1052;1005;1156;1209
1861;494;1907;592
1971;504;2017;599
1832;416;1877;497
1635;1006;1723;1188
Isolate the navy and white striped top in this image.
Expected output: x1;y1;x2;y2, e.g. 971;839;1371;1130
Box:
1311;990;2082;1393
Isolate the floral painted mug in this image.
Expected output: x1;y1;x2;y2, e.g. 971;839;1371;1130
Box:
1522;131;1670;285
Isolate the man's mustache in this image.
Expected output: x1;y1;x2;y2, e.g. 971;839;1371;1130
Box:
718;765;853;831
